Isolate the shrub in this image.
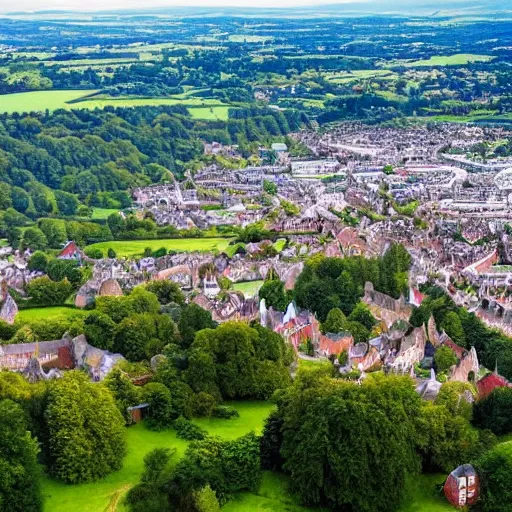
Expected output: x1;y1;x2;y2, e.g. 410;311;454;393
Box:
211;405;240;419
174;416;207;441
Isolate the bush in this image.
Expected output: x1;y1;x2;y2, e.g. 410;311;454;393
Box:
143;382;173;430
26;277;73;306
476;441;512;512
211;405;240;419
45;371;126;483
192;392;217;417
85;247;103;259
474;387;512;435
174;416;207;441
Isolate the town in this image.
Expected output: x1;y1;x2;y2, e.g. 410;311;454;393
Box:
1;4;512;512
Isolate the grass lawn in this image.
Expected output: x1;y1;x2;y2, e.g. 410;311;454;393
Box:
85;237;233;258
188;105;231;120
223;472;325;512
0;89;99;114
17;306;87;323
400;53;494;67
223;467;454;512
42;401;274;512
73;96;227;110
232;280;264;298
399;474;455;512
90;207;120;220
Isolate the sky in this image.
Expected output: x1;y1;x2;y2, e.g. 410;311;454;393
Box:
1;0;372;14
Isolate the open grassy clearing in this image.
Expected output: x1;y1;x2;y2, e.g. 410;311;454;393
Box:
90;207;120;220
72;96;227;110
0;90;232;117
389;53;495;68
188;106;231;120
0;89;99;114
42;401;274;512
85;237;233;258
17;306;87;322
232;280;264;298
228;34;274;43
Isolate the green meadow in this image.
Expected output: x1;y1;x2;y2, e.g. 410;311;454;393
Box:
17;306;87;322
42;401;275;512
0;90;231;119
85;237;233;258
397;53;495;67
0;90;98;114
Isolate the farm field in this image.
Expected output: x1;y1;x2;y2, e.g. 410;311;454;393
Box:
0;90;231;116
17;306;87;322
396;53;495;67
41;401;275;512
85;237;233;257
0;89;98;114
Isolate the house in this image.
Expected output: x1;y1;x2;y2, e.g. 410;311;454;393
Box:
477;368;512;400
0;280;18;324
444;464;479;508
127;403;149;424
203;274;221;298
318;332;353;357
58;241;81;260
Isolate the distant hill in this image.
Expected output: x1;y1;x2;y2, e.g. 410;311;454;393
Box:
4;0;511;18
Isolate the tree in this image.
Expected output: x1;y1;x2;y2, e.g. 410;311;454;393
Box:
104;368;142;423
26;277;73;306
143;382;173;430
84;312;117;350
474;387;512;435
21;227;48;251
129;286;161;316
260;410;285;471
194;485;221;512
321;308;347;334
441;311;466;347
0;399;42;512
27;251;49;272
263;179;277;195
168;433;261;508
107;248;117;259
347;302;377;330
113;313;158;362
477;441;512;512
178;304;216;349
383;164;394;175
416;402;482;472
39;219;67;249
434;346;458;373
278;375;421;512
345;321;370;344
145;280;185;306
45;371;126;484
55;190;79;216
258;279;288;312
434;381;475;421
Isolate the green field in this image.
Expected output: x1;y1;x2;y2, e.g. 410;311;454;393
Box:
232;280;264;298
188;106;231;120
0;91;230;116
39;395;456;512
398;53;494;67
85;237;233;257
42;401;274;512
17;306;86;322
0;90;99;114
90;207;120;220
